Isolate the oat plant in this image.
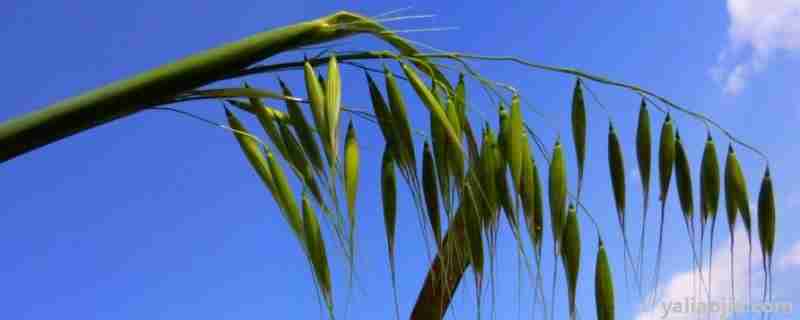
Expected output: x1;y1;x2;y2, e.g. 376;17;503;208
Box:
0;10;779;320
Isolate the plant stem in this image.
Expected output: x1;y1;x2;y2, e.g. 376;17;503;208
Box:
0;11;383;162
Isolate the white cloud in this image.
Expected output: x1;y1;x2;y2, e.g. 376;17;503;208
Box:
712;0;800;94
636;228;764;320
637;229;800;319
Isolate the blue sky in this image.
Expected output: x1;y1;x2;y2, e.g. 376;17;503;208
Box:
1;1;798;319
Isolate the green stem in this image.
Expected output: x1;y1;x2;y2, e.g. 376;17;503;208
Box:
0;11;404;162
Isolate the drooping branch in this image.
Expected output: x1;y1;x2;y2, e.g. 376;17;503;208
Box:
230;50;768;162
0;11;446;163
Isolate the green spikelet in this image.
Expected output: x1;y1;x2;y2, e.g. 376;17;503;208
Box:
303;61;328;151
380;144;401;317
225;108;276;194
344;121;359;248
595;238;615;320
508;94;524;190
302;196;333;311
384;67;418;178
608;123;626;233
422;142;442;247
635;99;652;280
324;55;341;166
653;114;675;293
549;140;568;246
757;166;775;303
700;135;721;228
571;79;587;197
279;79;324;173
561;204;581;320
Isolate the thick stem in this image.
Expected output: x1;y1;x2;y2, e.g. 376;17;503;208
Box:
0;11;387;162
411;199;493;320
410;221;468;320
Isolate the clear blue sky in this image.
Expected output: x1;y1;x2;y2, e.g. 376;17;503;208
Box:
1;1;798;319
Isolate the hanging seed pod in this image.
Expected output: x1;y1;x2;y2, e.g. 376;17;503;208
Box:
635;99;652;276
385;67;418;177
365;72;395;146
674;132;702;274
532;158;545;256
278;109;311;171
381;144;401;316
464;186;485;292
276;115;310;176
266;151;305;245
508;94;524;190
522;148;538;247
608;122;634;277
728;146;752;237
698;133;721;300
549;140;568;246
498;153;517;232
724;146;740;303
463;119;481;167
422;142;442;246
455;73;468;127
325;55;342;165
658;114;675;202
279;79;324;173
225;108;276;194
236;85;289;158
725;146;739;235
636;99;652;202
344;121;359;230
490;130;506;224
700;134;721;227
303;60;327;145
446;95;463;142
276;122;323;204
608;123;626;231
699;135;720;268
317;73;326;95
432;108;451;213
757;166;775;301
520;132;536;230
400;63;463;156
302;195;333;307
653;114;675;291
446;96;465;186
480;125;513;230
381;145;398;262
479;127;499;217
561;204;581;320
498;104;510;168
727;145;754;304
571;79;587;197
595;238;615;320
674;132;694;221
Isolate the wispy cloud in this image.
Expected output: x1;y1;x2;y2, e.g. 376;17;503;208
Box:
637;228;800;319
711;0;800;94
636;228;763;320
